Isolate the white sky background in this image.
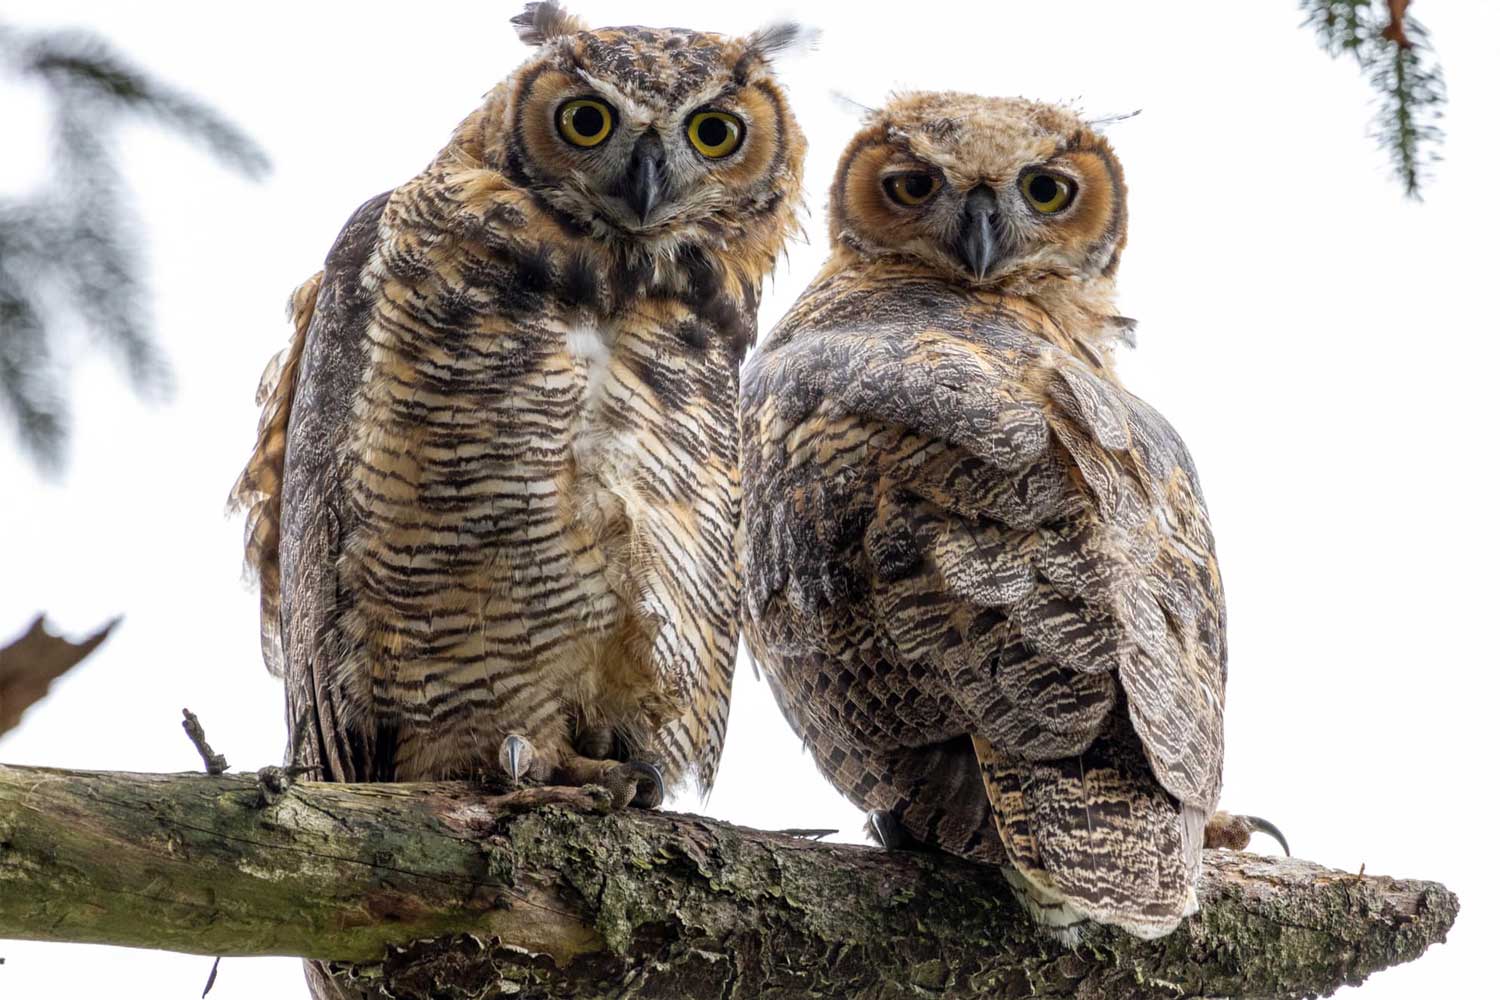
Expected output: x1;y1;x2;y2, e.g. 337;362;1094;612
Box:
1;1;1496;996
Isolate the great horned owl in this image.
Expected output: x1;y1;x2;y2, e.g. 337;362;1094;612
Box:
232;3;807;810
742;92;1277;941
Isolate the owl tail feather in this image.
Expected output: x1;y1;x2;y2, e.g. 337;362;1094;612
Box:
971;729;1206;941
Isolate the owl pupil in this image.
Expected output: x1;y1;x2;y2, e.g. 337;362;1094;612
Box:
1029;175;1058;202
573;107;604;137
904;175;933;198
698;117;729;147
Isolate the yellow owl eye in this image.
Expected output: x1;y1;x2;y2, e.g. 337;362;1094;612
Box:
556;98;614;148
1021;171;1075;214
687;110;744;158
882;172;941;206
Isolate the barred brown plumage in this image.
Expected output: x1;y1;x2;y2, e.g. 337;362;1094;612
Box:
741;93;1245;941
229;9;806;992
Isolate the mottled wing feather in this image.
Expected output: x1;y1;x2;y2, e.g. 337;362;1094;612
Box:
743;315;1225;930
232;192;392;780
745;324;1224;808
744;322;1224;929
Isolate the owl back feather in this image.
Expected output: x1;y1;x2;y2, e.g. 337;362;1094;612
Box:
742;267;1224;939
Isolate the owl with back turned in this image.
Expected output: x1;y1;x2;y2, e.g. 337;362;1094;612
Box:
232;1;807;817
742;92;1273;940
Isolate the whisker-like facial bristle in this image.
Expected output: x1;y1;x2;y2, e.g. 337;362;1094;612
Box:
830;90;877;118
1087;109;1143;128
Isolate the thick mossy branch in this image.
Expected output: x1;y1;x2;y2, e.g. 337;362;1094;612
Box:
0;764;1457;999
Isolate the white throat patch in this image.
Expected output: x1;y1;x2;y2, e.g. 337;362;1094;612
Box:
567;324;612;410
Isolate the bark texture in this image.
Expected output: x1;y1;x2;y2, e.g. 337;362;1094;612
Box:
0;763;1457;999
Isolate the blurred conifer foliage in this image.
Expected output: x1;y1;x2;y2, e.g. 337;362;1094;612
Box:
0;24;268;472
1301;0;1446;197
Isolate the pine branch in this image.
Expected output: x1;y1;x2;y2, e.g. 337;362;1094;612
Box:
0;764;1459;999
0;22;269;470
1299;0;1446;197
0;271;65;470
18;29;270;178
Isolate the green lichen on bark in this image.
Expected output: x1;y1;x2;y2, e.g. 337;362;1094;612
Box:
0;764;1459;1000
330;808;1457;999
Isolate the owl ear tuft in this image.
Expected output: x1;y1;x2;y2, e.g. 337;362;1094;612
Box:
512;2;587;47
741;21;820;67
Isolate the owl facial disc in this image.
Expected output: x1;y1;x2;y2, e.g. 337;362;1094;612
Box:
500;7;811;255
827;93;1129;286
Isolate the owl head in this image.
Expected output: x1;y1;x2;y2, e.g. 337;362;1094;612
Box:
461;3;809;268
828;93;1128;288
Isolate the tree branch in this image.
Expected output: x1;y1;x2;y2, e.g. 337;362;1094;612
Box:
0;764;1457;999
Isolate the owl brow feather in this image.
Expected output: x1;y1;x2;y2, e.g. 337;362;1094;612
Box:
883;125;915;148
921;117;961;140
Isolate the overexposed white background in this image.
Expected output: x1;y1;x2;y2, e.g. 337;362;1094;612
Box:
2;1;1495;996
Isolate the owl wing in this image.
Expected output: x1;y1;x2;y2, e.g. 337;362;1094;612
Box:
230;192;392;781
743;322;1224;931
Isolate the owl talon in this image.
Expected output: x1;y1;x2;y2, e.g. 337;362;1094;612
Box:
1206;811;1291;856
1245;815;1291;856
625;760;665;809
866;809;910;851
549;751;665;809
501;734;535;784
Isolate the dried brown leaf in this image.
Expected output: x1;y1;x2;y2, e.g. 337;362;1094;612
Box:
0;614;118;736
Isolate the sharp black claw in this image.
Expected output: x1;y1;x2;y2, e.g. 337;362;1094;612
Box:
867;809;909;851
627;760;665;809
1245;815;1291;856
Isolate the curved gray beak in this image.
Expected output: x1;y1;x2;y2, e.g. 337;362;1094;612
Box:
956;185;1007;280
624;131;667;224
